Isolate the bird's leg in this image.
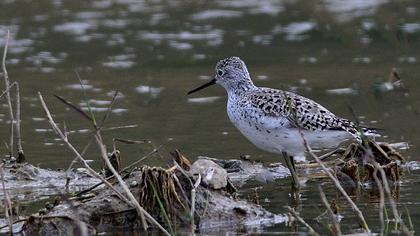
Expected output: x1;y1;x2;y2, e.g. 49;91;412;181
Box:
282;152;300;191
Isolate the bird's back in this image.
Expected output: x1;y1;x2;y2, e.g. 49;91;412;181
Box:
227;87;358;156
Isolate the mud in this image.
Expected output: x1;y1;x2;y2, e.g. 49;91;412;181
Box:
0;161;100;202
0;141;413;235
20;164;285;235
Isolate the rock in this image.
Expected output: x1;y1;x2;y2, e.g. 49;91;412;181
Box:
190;159;228;189
197;156;290;187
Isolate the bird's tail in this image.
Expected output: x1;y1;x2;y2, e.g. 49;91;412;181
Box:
340;120;381;143
361;126;381;137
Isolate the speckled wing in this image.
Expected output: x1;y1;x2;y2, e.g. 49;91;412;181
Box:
244;88;359;135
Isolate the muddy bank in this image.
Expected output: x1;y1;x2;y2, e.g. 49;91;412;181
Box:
0;141;414;235
0;161;100;202
24;171;284;234
1;157;287;235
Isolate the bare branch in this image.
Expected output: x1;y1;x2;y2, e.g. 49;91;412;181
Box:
372;167;385;235
38;92;130;202
53;94;93;122
298;129;370;232
190;173;201;232
286;206;319;236
2;30;15;157
319;185;341;235
98;90;119;130
0;164;13;234
371;160;412;235
15;82;24;162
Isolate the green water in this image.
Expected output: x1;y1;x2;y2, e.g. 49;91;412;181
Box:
0;0;419;234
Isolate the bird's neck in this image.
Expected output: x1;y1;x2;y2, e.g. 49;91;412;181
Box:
226;78;256;97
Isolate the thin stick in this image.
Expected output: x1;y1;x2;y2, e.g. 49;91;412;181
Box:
38;92;130;202
172;174;191;207
372;167;385;235
0;165;13;234
286;206;319;236
75;147;160;197
98;90;118;130
299;130;370;232
190;173;201;233
0;218;27;231
372;161;412;235
15;82;24;162
0;81;16;100
65;136;95;189
318;186;341;235
39;92;170;235
2;30;15;158
120;146;162;173
94;132;146;230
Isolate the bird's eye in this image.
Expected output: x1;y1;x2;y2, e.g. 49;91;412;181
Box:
217;69;224;76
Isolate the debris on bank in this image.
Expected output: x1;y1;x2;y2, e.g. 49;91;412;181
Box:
336;140;404;184
293;140;406;185
196;156;290;187
0;140;411;234
0;161;100;202
5;152;285;235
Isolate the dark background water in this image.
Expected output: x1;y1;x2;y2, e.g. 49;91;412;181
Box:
0;0;419;234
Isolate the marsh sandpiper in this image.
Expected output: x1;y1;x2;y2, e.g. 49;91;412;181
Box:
188;57;366;187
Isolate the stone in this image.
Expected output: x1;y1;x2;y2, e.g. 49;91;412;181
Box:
190;159;228;189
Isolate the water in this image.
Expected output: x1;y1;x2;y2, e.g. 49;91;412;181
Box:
0;0;419;234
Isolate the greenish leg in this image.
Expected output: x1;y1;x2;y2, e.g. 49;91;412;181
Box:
282;152;300;191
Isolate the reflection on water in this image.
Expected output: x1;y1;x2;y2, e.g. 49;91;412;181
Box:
0;0;420;234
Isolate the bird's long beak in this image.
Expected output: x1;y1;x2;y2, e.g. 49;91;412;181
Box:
187;78;216;95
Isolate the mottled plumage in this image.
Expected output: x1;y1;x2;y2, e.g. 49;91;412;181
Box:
243;89;359;135
189;56;362;159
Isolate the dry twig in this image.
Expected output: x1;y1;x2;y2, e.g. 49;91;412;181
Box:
286;206;319;236
190;173;201;232
371;160;412;235
318;185;341;235
75;147;161;197
0;164;13;234
38;92;129;202
372;167;386;234
15;82;24;162
299;129;370;232
38;92;170;235
2;31;15;158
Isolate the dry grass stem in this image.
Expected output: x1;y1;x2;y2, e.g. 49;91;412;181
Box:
286;206;319;236
0;81;16;100
2;31;15;158
190;173;201;232
318;186;341;235
94;132;146;231
372;168;385;234
98;90;118;130
39;92;171;235
75;147;160;197
15;82;24;162
299;130;370;232
371;160;412;235
0;165;13;234
120;146;162;173
38;92;130;202
65;137;95;189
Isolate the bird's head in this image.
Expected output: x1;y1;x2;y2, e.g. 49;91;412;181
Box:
188;57;254;95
